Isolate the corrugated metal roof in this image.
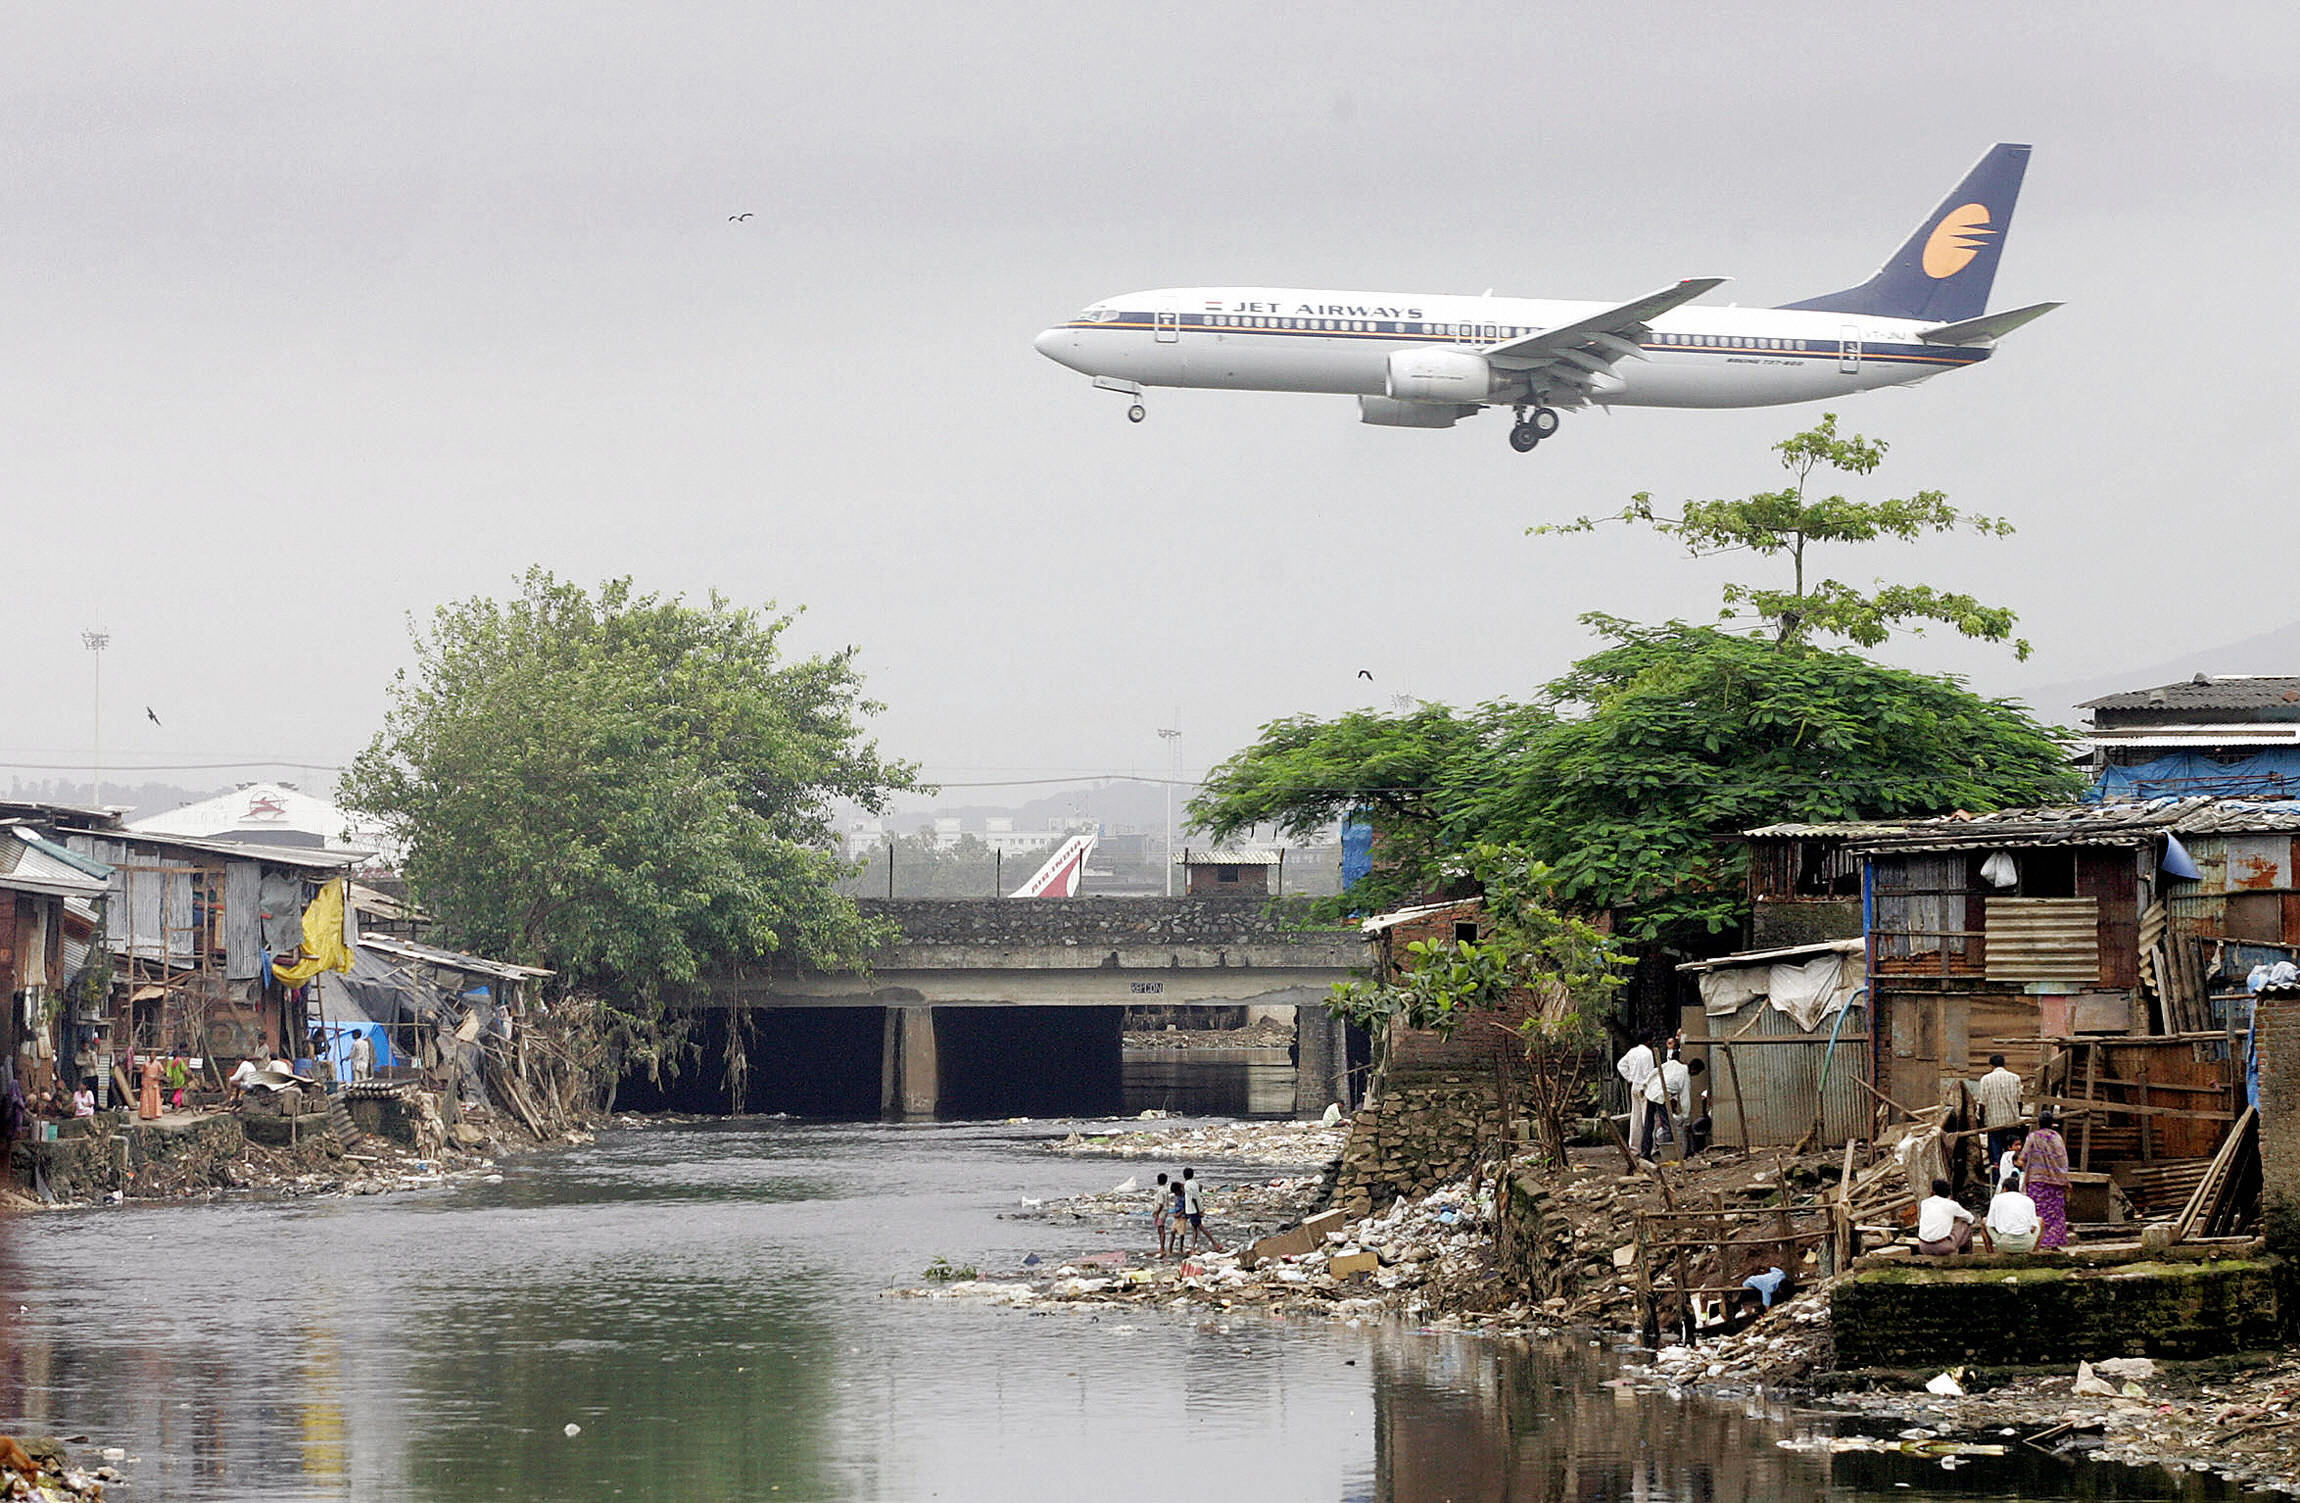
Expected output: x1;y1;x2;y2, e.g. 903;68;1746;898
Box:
1361;899;1482;936
357;934;553;981
1172;849;1283;866
2088;728;2300;746
66;828;359;871
1844;796;2300;852
1676;937;1866;974
0;832;112;899
2083;676;2300;711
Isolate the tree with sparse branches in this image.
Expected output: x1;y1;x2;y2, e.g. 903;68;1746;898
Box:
1535;412;2031;659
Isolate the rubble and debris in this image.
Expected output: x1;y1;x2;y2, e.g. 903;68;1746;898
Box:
1043;1117;1348;1168
0;1433;125;1498
1123;1018;1296;1051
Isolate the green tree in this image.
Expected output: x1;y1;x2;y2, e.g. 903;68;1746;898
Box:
1193;632;2080;937
1326;847;1627;1164
1189;701;1552;917
342;570;916;1002
1449;622;2084;936
1537;412;2031;658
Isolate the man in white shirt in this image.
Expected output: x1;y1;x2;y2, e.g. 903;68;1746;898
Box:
1617;1037;1659;1158
1986;1174;2040;1254
1915;1178;1988;1256
351;1032;375;1083
1973;1054;2024;1165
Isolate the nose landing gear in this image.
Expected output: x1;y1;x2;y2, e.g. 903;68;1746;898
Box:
1092;376;1147;424
1508;405;1562;453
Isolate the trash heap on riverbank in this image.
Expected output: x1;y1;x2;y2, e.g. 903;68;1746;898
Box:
898;1176;1534;1330
1044;1117;1349;1168
1771;1354;2300;1496
1121;1018;1296;1051
1003;1173;1324;1236
0;1433;126;1498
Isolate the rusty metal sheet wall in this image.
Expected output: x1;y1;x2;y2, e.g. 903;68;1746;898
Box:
1694;1002;1870;1149
1983;898;2101;982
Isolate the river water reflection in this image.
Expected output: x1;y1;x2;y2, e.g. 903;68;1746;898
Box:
0;1117;2270;1502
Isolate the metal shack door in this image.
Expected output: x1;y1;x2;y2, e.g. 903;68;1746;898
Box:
1155;311;1180;343
1838;326;1862;373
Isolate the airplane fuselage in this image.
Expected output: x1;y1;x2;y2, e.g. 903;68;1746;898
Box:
1033;287;1986;410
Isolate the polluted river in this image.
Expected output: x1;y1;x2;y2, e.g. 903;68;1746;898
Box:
0;1102;2280;1502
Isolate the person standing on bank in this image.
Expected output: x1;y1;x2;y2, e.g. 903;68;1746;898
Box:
1974;1053;2025;1169
1617;1035;1660;1159
2016;1109;2072;1249
1180;1167;1224;1254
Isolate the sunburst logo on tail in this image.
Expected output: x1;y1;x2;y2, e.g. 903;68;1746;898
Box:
1922;203;1995;278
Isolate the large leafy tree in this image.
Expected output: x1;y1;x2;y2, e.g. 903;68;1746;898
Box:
1193;419;2082;938
1450;622;2084;936
343;569;916;999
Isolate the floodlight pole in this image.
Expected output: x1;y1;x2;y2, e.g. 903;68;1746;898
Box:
1157;723;1181;897
82;629;110;810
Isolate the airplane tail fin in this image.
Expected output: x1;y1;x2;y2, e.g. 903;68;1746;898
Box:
1779;143;2031;323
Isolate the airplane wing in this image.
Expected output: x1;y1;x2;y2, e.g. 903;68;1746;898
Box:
1482;277;1728;368
1479;277;1727;405
1916;300;2061;345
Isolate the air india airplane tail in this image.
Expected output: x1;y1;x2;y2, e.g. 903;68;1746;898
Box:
1780;143;2031;324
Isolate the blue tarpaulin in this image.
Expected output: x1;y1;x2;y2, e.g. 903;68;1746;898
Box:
2090;749;2300;802
1340;815;1374;890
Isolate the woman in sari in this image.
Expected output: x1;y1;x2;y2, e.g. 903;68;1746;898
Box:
2017;1109;2072;1249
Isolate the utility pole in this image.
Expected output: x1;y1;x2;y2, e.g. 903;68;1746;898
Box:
1157;721;1181;897
82;629;110;810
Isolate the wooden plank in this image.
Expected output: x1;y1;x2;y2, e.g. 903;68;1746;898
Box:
2030;1095;2237;1122
2078;1042;2099;1172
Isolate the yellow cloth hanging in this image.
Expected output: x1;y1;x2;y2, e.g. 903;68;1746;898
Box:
272;876;355;985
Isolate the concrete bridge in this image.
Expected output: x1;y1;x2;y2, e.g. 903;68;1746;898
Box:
663;898;1364;1120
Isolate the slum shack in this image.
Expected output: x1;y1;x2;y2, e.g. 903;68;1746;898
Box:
60;826;359;1091
317;934;555;1144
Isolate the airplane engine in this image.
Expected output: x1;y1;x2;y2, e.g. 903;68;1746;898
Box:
1357;396;1472;428
1385;348;1501;404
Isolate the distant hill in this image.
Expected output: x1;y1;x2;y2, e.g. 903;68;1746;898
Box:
2018;617;2300;727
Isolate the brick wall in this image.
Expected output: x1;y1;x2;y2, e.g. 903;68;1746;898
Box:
2259;995;2300;1218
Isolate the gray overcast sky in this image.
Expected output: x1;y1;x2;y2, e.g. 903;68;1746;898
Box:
4;4;2295;802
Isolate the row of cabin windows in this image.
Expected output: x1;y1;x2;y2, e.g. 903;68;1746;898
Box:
1178;317;1822;349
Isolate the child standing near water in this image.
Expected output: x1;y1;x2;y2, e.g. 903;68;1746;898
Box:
1152;1172;1172;1255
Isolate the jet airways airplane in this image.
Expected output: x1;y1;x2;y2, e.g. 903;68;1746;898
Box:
1033;144;2057;452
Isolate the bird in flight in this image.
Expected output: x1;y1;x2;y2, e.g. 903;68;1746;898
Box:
1356;670;1373;681
728;212;754;222
145;707;162;726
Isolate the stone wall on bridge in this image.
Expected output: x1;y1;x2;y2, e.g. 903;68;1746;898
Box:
856;896;1325;950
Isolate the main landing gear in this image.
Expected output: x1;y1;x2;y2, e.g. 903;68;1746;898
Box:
1508;405;1562;453
1127;404;1146;423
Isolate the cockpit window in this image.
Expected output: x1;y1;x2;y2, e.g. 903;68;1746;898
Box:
1077;307;1118;323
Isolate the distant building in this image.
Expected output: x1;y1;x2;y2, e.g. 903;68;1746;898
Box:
1174;848;1282;897
2083;674;2300;799
128;782;392;869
